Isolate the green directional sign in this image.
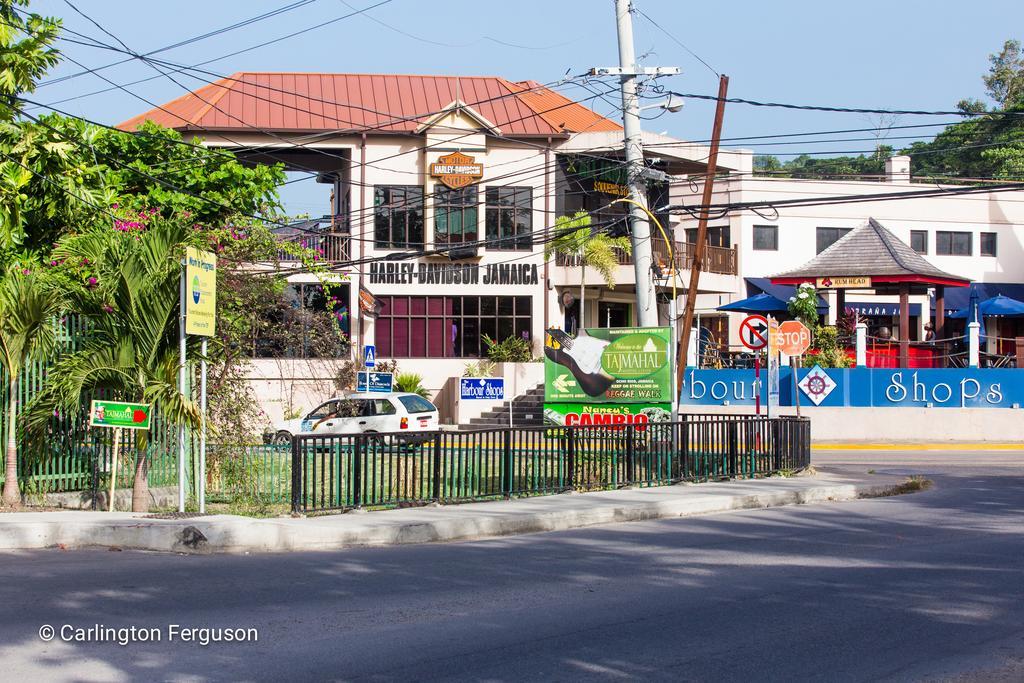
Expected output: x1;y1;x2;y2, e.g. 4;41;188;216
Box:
89;400;152;430
544;326;673;404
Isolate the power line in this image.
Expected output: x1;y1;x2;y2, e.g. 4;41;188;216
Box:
633;5;720;78
39;0;324;88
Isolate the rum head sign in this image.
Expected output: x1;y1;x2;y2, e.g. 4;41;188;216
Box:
430;152;483;189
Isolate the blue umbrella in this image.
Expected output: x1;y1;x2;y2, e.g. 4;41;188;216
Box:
717;292;789;314
949;294;1024;318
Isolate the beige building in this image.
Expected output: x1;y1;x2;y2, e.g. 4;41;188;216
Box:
121;72;742;422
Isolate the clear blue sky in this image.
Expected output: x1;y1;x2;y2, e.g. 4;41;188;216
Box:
28;0;1024;215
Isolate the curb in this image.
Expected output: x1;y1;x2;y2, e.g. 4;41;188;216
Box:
0;478;908;555
813;442;1024;451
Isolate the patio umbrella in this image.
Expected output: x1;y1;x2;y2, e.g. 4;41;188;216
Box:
717;292;789;314
949;294;1024;318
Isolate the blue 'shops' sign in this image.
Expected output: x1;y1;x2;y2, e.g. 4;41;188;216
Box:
681;368;1024;409
357;372;393;393
460;377;505;400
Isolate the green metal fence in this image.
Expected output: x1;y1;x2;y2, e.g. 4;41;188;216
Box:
204;444;291;505
0;315;183;495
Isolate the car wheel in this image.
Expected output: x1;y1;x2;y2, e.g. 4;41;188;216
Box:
273;431;292;446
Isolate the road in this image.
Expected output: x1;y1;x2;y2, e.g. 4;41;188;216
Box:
1;451;1022;682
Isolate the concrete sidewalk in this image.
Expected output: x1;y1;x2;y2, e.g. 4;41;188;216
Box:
0;471;912;555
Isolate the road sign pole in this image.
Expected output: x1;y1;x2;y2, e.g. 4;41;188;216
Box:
199;337;208;514
178;259;186;513
108;427;121;512
754;355;761;416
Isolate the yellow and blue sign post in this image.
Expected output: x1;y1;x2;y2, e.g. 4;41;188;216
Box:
180;247;217;513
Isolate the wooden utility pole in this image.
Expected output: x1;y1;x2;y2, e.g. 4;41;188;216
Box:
678;75;730;393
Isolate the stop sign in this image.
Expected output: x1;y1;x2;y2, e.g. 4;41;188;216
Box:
777;320;812;355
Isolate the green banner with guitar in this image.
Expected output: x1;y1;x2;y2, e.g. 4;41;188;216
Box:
543;327;673;404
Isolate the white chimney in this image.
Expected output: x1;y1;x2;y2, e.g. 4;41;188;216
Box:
885;155;911;183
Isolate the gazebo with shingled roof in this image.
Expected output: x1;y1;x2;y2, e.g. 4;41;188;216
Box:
770;218;970;367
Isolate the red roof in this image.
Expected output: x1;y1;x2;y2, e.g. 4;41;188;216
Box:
117;73;622;137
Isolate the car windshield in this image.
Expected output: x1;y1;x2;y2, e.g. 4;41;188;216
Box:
398;395;435;414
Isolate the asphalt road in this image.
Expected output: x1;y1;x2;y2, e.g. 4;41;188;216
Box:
1;451;1022;682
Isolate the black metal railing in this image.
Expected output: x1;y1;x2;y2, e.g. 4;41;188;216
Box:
291;416;810;513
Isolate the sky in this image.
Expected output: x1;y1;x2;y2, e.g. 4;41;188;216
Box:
26;0;1024;216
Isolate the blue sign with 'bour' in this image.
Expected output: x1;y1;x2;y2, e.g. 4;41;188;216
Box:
460;378;505;400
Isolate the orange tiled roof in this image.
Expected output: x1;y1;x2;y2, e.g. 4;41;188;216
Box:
117;72;622;137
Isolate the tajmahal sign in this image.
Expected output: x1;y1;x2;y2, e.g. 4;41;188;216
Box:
430;152;483;189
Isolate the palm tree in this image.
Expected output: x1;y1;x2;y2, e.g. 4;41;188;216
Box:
0;271;61;507
545;211;632;329
26;218;200;512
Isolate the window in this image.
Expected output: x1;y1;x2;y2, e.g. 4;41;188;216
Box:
753;225;778;251
398;395;435;413
685;225;731;248
374;186;424;249
936;231;972;256
252;283;350;359
816;227;852;254
434;187;478;245
376;295;532;358
910;230;928;254
373;399;397;415
981;232;997;257
485;187;532;250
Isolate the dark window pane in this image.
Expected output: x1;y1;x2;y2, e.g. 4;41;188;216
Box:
374;185;424;249
515;296;531;315
410;318;426;357
485;186;531;250
463;297;477;315
753;225;777;251
910;230;927;254
981;232;997;257
427;318;443;357
480;297;496;315
498;297;514;315
816;227;852;254
410;297;426;316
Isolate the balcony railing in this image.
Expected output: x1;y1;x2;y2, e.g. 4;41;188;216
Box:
274;216;351;263
555;242;737;276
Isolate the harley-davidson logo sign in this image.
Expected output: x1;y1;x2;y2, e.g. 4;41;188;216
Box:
429;152;483;189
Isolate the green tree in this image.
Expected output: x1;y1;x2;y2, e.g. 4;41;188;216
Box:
983;39;1024;107
545;211;631;329
93;122;286;226
27;216;201;512
0;0;60;121
0;270;60;506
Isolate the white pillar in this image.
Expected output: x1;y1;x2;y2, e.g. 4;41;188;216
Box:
968;321;980;368
855;322;867;367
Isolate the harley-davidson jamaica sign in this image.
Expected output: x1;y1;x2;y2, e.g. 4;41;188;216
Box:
429;151;484;189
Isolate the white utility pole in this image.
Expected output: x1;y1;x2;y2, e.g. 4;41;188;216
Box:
597;1;679;327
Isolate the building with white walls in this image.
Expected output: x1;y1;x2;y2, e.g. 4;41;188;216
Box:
119;72;744;422
671;155;1024;354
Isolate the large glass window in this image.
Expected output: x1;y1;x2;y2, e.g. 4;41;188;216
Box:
376;295;532;358
936;231;972;256
252;283;350;359
753;225;778;251
485;187;532;250
434;187;479;245
374;185;424;249
816;226;852;254
910;230;928;254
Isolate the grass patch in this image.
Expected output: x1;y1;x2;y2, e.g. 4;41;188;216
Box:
892;475;933;494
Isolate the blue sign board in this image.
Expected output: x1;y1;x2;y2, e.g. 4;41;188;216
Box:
460;377;505;400
681;368;1024;409
357;371;392;393
363;345;376;368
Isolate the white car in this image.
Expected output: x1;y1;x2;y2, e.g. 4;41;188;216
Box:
266;392;439;445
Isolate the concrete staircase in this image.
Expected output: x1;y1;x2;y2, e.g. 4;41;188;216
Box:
462;384;545;429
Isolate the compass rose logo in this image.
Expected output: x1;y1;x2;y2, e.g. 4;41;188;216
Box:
798;365;837;406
